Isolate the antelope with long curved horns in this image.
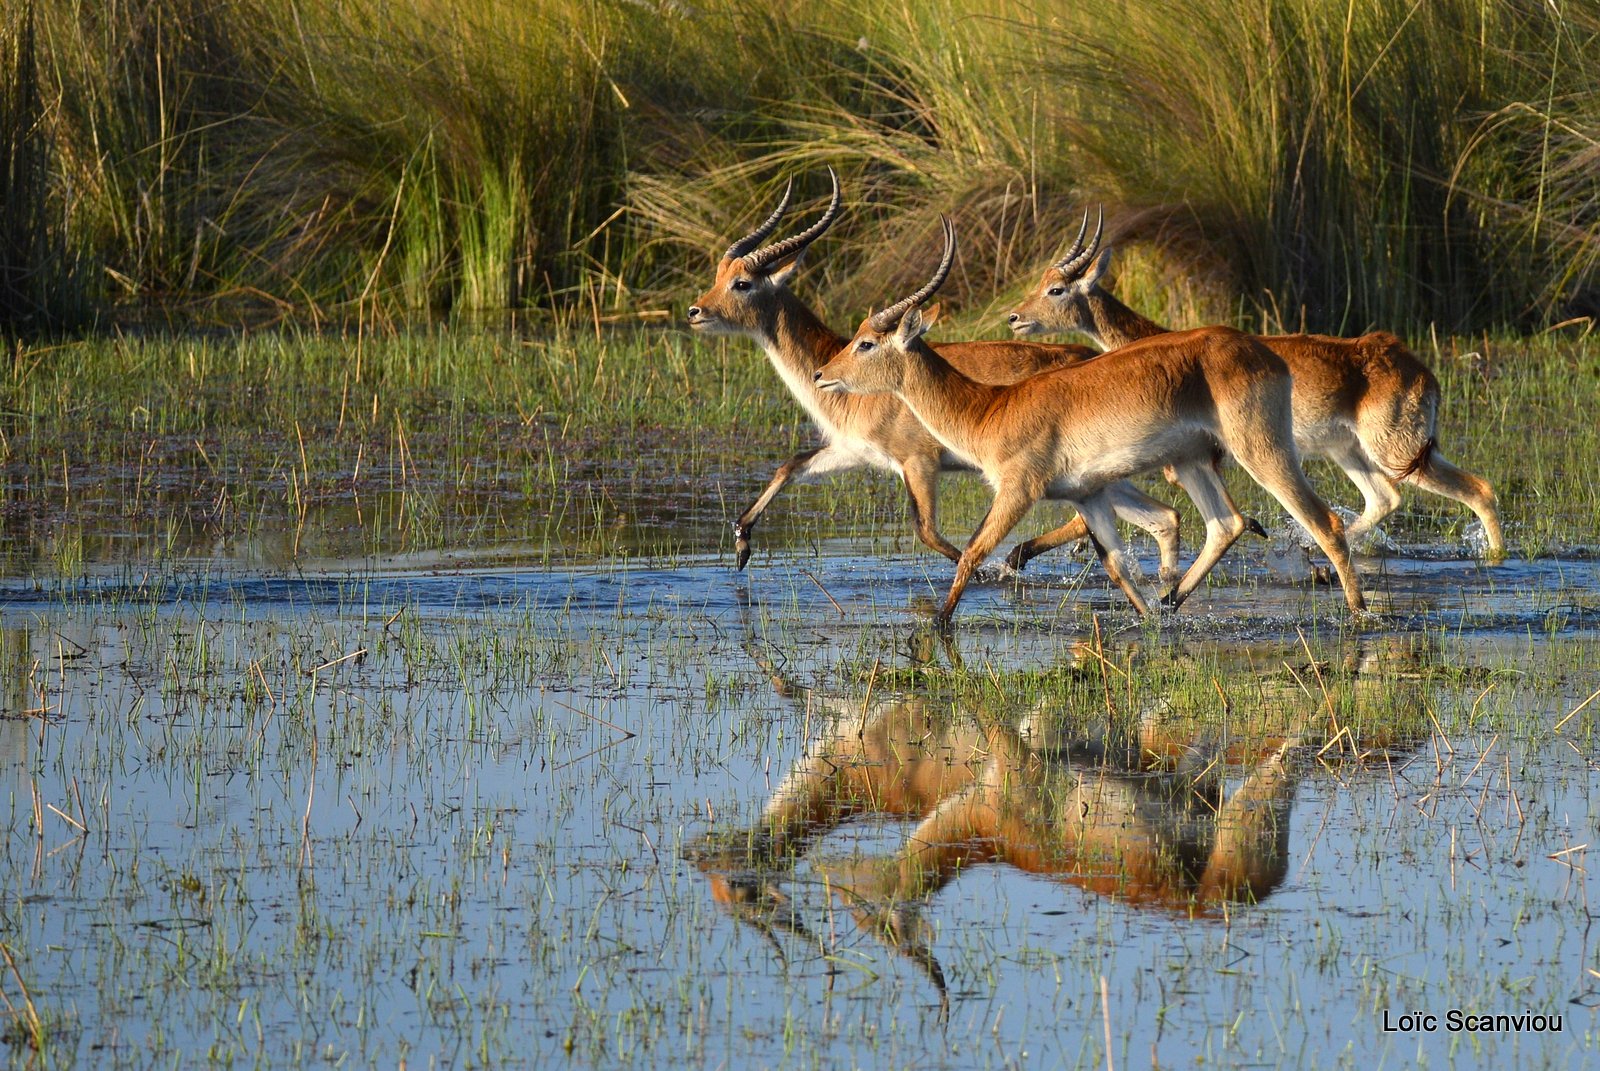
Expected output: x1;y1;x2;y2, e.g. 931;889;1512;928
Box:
1009;208;1504;560
686;172;1186;585
814;219;1367;623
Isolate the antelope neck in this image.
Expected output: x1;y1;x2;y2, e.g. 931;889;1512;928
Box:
1085;287;1167;349
761;289;847;371
892;346;1002;463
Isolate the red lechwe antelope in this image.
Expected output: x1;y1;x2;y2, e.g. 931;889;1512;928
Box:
1008;210;1505;559
813;219;1367;623
685;172;1185;585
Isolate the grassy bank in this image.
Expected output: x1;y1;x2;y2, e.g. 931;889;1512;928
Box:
1;324;1596;574
2;0;1597;334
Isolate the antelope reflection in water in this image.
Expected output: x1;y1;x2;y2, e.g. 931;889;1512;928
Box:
688;640;1430;1002
694;692;1301;908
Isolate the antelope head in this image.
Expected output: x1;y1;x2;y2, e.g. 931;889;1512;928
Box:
813;218;955;395
685;168;841;337
1006;206;1112;337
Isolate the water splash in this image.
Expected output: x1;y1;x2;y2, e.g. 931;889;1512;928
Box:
975;560;1021;583
1331;505;1402;554
1259;511;1320;580
1265;527;1317;582
1462;519;1493;557
1277;507;1399;562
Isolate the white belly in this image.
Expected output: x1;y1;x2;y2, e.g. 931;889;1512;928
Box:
801;434;902;479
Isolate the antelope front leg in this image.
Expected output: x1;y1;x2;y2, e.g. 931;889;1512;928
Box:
937;485;1039;625
731;445;827;570
901;452;963;562
1005;482;1180;591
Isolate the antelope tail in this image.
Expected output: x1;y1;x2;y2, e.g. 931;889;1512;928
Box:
1393;437;1435;481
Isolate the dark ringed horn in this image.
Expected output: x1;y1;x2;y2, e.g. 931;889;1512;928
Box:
870;217;957;332
1052;206;1092;272
742;167;842;271
1057;205;1105;278
723;178;794;261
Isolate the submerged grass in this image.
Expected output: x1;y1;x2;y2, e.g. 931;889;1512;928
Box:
2;0;1597;332
0;322;941;571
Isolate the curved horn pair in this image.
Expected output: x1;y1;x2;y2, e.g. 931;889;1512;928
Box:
1053;205;1105;277
870;217;957;332
723;167;842;270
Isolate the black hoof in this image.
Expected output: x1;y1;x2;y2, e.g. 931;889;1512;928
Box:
735;541;752;571
1245;517;1269;539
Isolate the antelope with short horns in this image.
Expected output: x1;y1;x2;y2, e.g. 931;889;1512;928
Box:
686;172;1185;583
814;219;1367;623
1008;209;1504;559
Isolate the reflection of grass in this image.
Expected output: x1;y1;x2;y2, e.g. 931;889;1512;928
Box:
866;632;1444;757
1;327;1597;570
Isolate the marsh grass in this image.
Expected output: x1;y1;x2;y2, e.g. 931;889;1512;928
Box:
0;324;1596;576
0;321;933;571
2;0;1597;333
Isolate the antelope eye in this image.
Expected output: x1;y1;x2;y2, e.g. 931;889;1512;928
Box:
857;340;875;352
1047;286;1066;297
731;279;753;292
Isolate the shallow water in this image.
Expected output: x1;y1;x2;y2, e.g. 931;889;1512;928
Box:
0;538;1596;1068
6;537;1596;635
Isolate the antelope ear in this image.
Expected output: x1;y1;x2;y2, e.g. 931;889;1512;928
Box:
1083;246;1113;288
898;302;938;343
761;248;806;287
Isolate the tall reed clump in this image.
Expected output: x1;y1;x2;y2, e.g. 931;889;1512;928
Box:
1;1;89;332
18;0;651;320
8;0;911;324
1449;4;1600;323
625;0;1600;333
1030;0;1600;331
2;0;1597;333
